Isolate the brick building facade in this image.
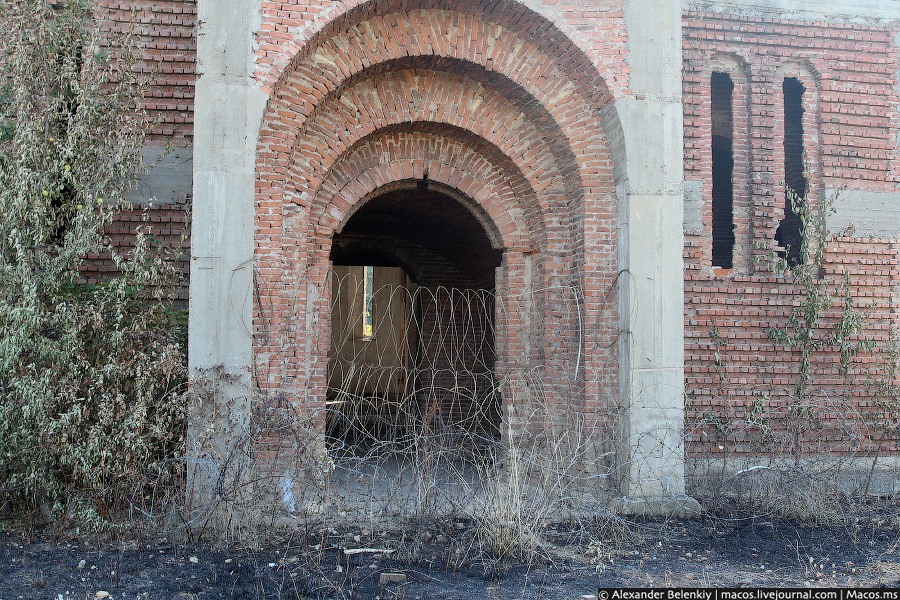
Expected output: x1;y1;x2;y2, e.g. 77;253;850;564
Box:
104;0;900;510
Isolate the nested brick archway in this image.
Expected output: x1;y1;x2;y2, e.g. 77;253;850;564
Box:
251;0;623;445
326;179;505;446
281;125;558;436
190;0;690;512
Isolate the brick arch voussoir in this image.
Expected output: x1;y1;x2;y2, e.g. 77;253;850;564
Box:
265;63;577;199
256;0;617;107
281;69;570;225
313;127;543;248
293;54;594;201
254;10;618;203
312;158;532;255
705;51;753;78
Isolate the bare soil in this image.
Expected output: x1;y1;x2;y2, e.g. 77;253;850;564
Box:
2;503;899;599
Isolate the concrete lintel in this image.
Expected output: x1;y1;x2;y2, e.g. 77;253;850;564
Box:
129;146;193;205
687;455;900;496
684;0;900;22
826;188;900;239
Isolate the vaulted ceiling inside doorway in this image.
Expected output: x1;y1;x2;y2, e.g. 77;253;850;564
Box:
331;184;502;288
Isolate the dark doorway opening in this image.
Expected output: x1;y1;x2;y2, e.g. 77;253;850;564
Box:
327;181;503;454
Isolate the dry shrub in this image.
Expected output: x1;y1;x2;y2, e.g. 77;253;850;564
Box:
0;0;186;528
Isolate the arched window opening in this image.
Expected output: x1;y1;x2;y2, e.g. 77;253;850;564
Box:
711;71;735;269
776;76;807;266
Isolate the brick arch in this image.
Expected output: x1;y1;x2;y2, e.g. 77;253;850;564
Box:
292;55;582;202
261;56;589;217
256;0;621;108
253;68;588;395
251;0;623;419
255;7;620;205
312;126;540;253
292;119;564;384
298;176;544;414
299;125;559;397
706;52;752;76
319;161;524;250
327;178;507;260
281;68;570;236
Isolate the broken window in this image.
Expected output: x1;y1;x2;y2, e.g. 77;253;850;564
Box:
711;71;735;269
775;77;807;266
363;265;374;338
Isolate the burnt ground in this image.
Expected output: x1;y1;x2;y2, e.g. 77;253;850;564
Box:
1;504;899;600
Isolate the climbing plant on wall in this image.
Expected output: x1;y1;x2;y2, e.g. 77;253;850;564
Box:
767;187;879;460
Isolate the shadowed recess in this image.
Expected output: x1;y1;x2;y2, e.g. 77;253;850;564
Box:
331;185;502;288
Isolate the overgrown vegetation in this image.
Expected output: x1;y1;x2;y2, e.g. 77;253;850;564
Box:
694;184;899;521
768;188;876;435
763;187;893;466
0;0;186;528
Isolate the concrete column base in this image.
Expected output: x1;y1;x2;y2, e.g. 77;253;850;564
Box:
610;494;702;517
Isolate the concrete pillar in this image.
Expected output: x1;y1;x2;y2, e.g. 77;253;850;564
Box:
614;0;699;513
186;0;266;521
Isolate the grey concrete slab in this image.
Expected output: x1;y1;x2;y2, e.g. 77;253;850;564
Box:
685;0;900;21
624;193;686;372
615;0;689;507
188;0;268;525
129;146;193;205
827;189;900;239
623;366;688;497
626;0;684;100
617;98;686;196
683;180;703;235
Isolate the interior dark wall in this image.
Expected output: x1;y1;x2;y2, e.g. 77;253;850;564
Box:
331;185;501;288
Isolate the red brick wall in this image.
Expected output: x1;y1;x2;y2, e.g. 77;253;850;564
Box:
684;240;899;456
81;2;196;299
80;199;191;305
683;11;900;457
88;2;900;461
98;0;197;144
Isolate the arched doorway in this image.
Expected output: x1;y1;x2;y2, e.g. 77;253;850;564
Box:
189;0;692;520
326;181;503;454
